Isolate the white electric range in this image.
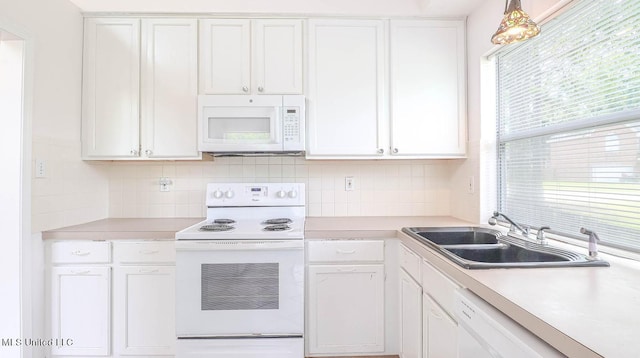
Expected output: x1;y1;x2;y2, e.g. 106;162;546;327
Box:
175;182;306;358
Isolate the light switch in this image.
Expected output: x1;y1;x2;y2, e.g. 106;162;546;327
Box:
35;159;46;178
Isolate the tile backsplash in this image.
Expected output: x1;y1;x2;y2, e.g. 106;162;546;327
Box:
108;157;453;218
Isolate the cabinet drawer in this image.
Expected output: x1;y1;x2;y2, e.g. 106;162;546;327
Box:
421;259;460;317
307;240;384;262
114;241;175;263
51;241;111;264
400;243;421;282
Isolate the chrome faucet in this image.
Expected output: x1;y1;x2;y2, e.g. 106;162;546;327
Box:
489;211;530;236
580;228;601;260
536;226;551;245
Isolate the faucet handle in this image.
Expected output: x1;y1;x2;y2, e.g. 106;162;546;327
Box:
536;226;551;244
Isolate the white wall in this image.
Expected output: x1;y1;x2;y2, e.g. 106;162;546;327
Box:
0;35;25;358
451;0;569;224
0;0;110;233
0;1;109;356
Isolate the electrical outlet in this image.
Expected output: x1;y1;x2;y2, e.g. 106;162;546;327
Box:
35;159;46;178
468;176;475;194
159;177;172;192
345;177;355;191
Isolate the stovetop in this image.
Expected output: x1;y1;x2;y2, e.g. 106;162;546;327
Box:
176;183;306;240
175;216;305;240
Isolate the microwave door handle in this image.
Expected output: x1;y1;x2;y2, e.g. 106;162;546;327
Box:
274;107;282;145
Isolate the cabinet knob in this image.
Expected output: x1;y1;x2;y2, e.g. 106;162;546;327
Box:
393;148;399;154
145;149;153;156
242;86;249;93
130;149;139;156
258;86;264;92
377;148;384;154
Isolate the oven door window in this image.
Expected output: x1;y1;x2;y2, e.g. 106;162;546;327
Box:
201;263;279;310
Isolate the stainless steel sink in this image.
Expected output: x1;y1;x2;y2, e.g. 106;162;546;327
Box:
407;227;502;246
402;227;610;269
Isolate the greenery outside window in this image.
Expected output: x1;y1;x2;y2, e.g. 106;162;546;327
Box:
495;0;640;252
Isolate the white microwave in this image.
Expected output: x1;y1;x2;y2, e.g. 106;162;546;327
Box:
198;95;305;154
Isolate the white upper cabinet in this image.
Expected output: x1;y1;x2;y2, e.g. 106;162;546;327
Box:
389;20;466;157
140;18;199;159
253;19;303;94
82;17;200;160
199;19;251;94
82;18;140;159
307;19;466;159
199;19;303;95
307;19;388;157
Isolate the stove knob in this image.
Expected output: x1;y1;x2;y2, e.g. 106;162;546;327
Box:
213;190;224;199
288;190;298;198
224;190;235;199
276;190;287;198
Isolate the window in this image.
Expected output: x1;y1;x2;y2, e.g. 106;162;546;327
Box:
495;0;640;252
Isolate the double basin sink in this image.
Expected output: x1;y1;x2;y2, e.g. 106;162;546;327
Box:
402;227;610;269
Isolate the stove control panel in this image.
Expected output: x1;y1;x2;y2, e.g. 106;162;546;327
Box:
206;183;305;207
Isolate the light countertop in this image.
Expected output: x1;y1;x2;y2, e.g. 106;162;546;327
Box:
41;218;204;240
43;216;640;357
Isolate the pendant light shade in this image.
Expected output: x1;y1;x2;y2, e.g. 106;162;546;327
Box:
491;0;540;45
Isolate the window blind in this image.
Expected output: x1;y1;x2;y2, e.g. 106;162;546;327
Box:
496;0;640;252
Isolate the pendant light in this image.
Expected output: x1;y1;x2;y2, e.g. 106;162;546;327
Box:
491;0;541;45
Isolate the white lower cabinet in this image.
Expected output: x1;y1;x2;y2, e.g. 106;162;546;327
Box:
423;293;457;358
398;244;461;358
51;266;111;356
400;269;422;358
306;239;385;355
114;266;175;355
420;259;460;358
48;240;176;358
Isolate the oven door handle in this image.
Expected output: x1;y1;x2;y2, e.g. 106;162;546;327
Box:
175;240;304;251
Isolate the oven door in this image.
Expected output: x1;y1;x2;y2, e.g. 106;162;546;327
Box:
175;240;304;337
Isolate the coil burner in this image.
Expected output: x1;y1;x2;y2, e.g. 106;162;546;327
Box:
262;218;293;225
199;224;235;232
213;218;236;224
263;224;292;232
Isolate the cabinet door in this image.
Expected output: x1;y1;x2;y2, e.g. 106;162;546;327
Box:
389;20;466;157
141;18;200;159
51;266;110;356
253;19;303;94
307;264;385;354
307;19;388;157
199;19;251;94
423;293;457;358
114;265;176;355
82;18;140;159
400;269;422;358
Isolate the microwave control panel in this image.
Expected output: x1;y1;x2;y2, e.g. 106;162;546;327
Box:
283;107;301;144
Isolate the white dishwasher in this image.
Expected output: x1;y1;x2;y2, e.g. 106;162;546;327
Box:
454;289;565;358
